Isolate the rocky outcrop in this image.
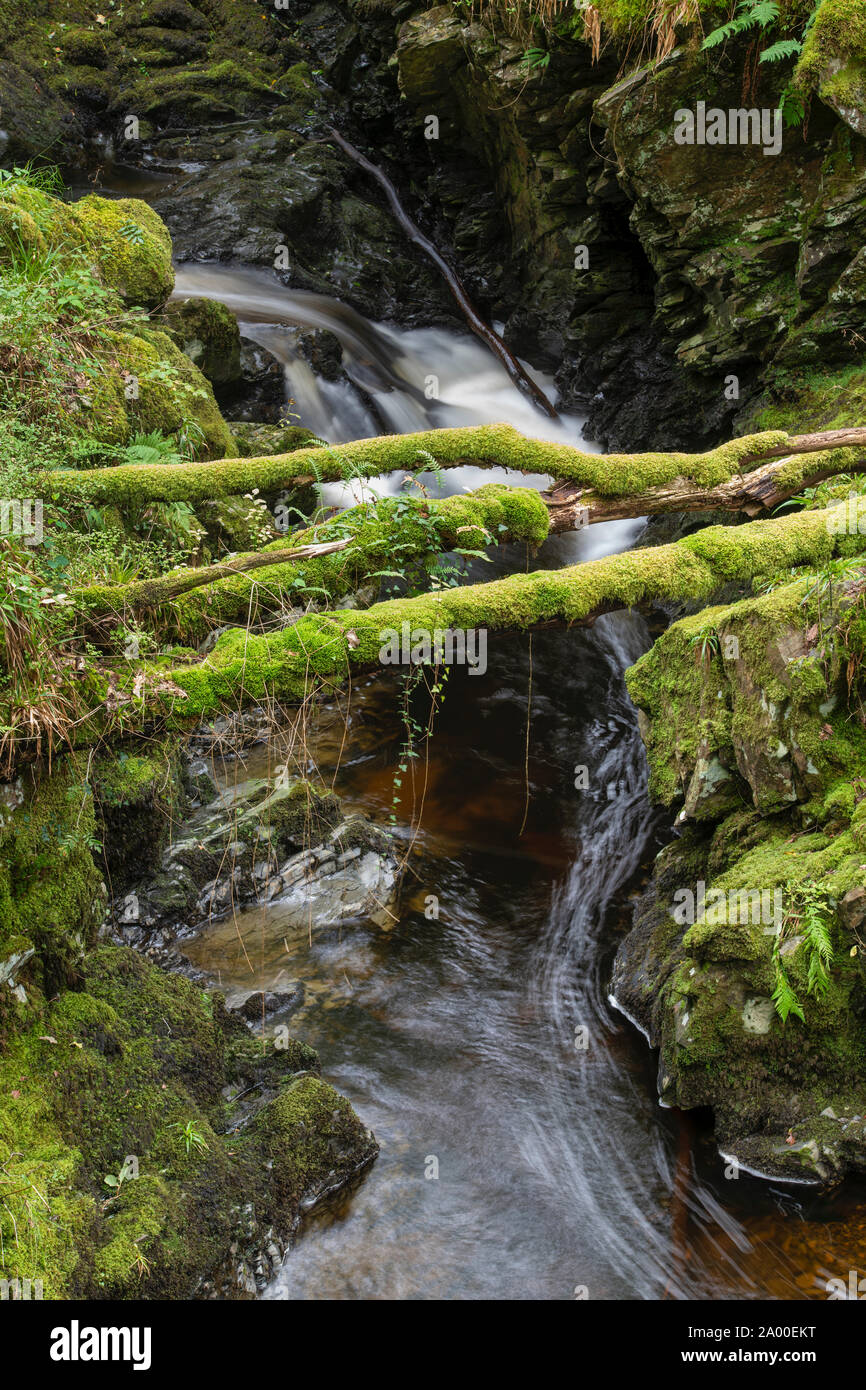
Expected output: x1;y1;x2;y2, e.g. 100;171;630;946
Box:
393;12;866;447
614;574;866;1181
6;3;866;449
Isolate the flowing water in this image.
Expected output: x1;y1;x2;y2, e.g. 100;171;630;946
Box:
169;264;866;1300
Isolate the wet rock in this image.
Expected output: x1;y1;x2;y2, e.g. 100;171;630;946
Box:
224;338;289;424
615;583;866;1183
159;295;242;385
839;886;866;932
230;986;304;1022
115;771;400;935
230;419;323;456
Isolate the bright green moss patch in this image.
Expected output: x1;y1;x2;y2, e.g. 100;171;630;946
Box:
743;364;866;435
0;760;104;1000
796;0;866;94
0;937;374;1298
73;195;174;311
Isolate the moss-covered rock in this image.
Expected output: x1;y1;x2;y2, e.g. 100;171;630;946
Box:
0;938;375;1298
230;421;324;457
0;201;47;264
86;327;238;457
159;297;242;385
73;195;174;311
91;741;189;891
0;753;377;1299
796;0;866;134
616;568;866;1180
0;185;174;311
0;761;104;1004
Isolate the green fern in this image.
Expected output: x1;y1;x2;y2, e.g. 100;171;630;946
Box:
759;37;803;62
702;0;822;125
702;0;780;48
771;882;837;1023
771;949;805;1024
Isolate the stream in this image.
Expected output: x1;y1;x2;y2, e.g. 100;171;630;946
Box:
157;263;866;1300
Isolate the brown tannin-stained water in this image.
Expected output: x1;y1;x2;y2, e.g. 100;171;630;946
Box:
165;266;866;1301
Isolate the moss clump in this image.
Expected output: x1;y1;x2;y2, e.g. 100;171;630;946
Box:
796;0;866;96
244;1074;376;1211
59;25;110;69
741;364;866;435
0;201;47;264
230;422;323;456
121;57;277;123
73;195;174;311
85;327;238;456
0;936;375;1298
0;760;104;1001
91;741;188;889
0;185;175;314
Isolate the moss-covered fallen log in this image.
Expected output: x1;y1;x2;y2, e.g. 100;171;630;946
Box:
544;446;866;527
147;500;866;723
42;424;866;511
75;484;551;642
77;537;352;615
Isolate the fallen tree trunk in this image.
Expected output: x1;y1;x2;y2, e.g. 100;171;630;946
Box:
146;501;864;724
77;538;352;614
43;424;866;513
542;446;866;527
75;484;550;640
9;495;866;766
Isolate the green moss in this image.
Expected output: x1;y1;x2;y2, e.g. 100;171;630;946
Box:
0;760;104;999
86;327;238;457
230;422;323;457
244;1073;375;1210
121;56;277;122
77;482;551;644
0;934;371;1298
91;742;187;887
743;365;866;435
159;296;241;385
59;25;109;68
796;0;866;95
72;196;174;311
626;569;860;810
0;201;47;264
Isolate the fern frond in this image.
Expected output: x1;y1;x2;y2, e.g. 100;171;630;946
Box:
772;960;805;1023
759;37;803;61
